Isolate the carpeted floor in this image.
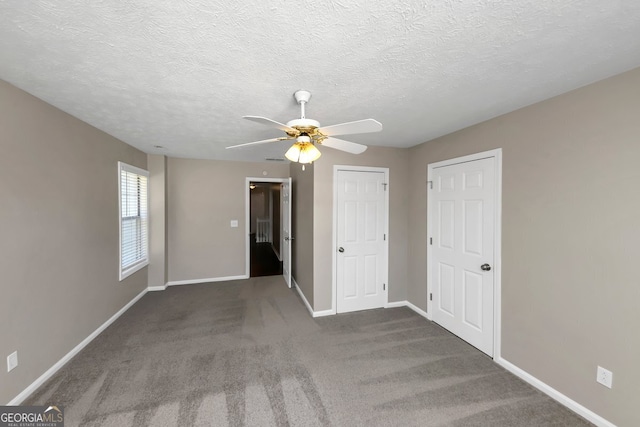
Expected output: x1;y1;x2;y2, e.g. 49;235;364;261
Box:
26;276;592;426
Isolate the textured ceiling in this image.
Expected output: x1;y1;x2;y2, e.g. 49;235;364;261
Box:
1;1;640;162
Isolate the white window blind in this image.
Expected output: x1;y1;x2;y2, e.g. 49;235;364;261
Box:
118;162;149;280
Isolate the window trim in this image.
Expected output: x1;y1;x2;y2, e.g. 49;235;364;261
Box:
118;161;149;281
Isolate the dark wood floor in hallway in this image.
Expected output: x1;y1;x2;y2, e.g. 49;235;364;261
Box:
250;234;282;277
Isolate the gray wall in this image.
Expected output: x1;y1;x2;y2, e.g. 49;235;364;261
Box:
147;154;167;288
166;158;289;282
313;146;410;311
0;80;148;404
408;67;640;426
290;163;314;306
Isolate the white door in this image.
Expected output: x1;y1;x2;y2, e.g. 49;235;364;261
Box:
431;157;495;356
282;178;292;288
336;170;387;313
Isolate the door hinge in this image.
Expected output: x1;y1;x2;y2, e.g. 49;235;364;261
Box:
383;283;386;291
384;234;386;241
382;183;388;191
429;237;433;245
430;293;433;301
427;180;433;189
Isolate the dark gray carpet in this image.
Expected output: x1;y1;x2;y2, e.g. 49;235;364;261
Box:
25;276;592;426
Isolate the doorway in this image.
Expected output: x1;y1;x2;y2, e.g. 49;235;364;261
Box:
333;166;389;313
427;149;502;357
245;177;293;287
249;182;283;277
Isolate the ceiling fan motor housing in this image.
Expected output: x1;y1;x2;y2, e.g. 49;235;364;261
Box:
286;118;320;135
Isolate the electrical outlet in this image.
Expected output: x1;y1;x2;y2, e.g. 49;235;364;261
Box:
596;366;613;388
7;351;18;372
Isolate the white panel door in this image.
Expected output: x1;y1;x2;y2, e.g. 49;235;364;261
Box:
336;170;387;313
282;178;292;288
432;157;495;356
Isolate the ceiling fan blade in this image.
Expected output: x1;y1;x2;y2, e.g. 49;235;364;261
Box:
319;137;368;154
226;137;291;149
243;116;297;133
318;119;382;137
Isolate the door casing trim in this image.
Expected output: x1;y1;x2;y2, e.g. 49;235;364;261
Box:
332;165;390;314
426;148;503;359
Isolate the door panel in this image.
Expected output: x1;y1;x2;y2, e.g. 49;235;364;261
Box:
463;200;483;255
432;157;495;356
462;269;483;330
364;255;378;295
438;262;455;316
439;201;455;249
336;170;387;313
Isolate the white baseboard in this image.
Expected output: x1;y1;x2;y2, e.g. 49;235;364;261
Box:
292;278;336;317
312;308;336;317
292;277;313;316
166;275;248;287
496;358;615;427
292;296;421;318
405;301;429;319
8;288;148;405
150;275;248;291
386;300;407;308
386;300;429;319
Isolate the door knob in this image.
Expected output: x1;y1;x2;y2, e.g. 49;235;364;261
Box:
481;263;491;271
338;247;345;253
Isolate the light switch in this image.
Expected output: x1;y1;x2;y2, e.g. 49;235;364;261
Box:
230;220;238;228
7;351;18;372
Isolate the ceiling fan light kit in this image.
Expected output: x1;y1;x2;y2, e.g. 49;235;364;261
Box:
227;90;383;164
284;140;321;164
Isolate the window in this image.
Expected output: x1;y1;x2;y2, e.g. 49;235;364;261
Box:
118;162;149;280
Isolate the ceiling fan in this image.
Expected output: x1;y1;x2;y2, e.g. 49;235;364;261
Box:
226;90;382;164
